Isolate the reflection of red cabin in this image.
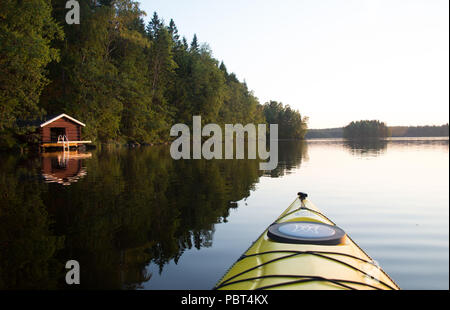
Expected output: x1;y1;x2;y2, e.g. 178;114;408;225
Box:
41;152;92;186
39;114;91;150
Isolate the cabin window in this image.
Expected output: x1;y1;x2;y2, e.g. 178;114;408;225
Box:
50;127;66;142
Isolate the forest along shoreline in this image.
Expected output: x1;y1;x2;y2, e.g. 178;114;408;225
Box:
0;2;307;153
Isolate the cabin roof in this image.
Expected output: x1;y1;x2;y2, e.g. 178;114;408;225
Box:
40;114;86;127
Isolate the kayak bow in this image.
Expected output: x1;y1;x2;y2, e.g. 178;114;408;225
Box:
214;193;400;290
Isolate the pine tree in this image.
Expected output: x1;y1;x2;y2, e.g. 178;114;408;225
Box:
168;19;180;45
219;61;228;75
190;34;199;53
146;12;162;41
182;37;189;50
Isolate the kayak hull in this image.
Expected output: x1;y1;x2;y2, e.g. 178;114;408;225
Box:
214;196;400;290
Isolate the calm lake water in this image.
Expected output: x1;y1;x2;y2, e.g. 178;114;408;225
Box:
0;138;448;290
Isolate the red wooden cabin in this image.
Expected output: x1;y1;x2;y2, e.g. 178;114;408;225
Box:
39;114;91;150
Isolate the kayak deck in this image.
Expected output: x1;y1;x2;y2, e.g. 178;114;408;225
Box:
214;194;400;290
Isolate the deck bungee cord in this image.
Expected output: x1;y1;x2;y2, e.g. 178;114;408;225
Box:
217;275;386;291
214;250;396;290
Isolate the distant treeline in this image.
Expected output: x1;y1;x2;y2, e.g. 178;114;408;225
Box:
306;123;449;139
390;124;449;137
305;128;344;139
0;0;307;150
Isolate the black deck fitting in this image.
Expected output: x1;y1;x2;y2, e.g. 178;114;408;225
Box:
298;192;308;200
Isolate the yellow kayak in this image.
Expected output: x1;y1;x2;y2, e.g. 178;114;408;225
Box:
214;193;400;290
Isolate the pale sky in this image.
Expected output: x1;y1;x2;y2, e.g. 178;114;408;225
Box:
140;0;449;129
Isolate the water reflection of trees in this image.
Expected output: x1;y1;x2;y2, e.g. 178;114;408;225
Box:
0;155;65;289
0;142;308;289
264;140;308;177
385;138;449;150
0;148;259;289
51;148;267;289
343;139;388;157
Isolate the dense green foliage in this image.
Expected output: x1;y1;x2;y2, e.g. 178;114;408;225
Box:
0;0;307;149
343;120;391;139
263;101;308;139
0;0;64;149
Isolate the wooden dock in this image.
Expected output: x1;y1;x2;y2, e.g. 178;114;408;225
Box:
41;141;92;148
40;141;92;152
